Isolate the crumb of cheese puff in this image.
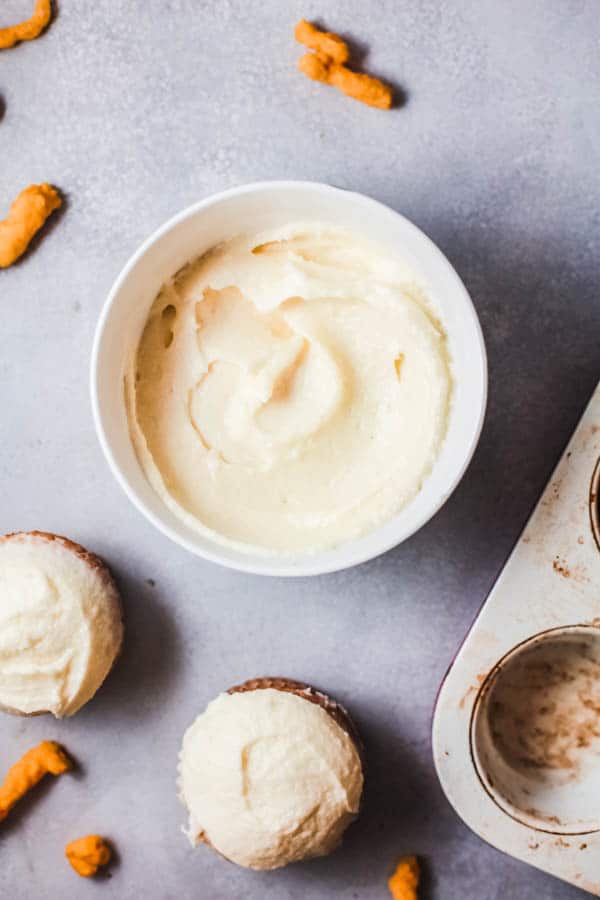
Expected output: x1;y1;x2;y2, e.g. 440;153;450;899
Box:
389;855;420;900
65;835;112;877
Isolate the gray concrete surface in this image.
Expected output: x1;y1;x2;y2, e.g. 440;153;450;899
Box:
1;1;599;897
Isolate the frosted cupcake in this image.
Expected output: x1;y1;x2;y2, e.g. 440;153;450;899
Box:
178;677;364;870
0;531;123;717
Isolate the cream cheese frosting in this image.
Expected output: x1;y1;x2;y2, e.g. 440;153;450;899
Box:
0;533;123;718
178;687;363;869
127;225;451;553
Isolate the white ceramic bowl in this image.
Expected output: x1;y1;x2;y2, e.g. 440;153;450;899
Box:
91;181;487;576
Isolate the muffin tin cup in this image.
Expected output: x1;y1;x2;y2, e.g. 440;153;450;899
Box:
433;380;600;895
471;624;600;835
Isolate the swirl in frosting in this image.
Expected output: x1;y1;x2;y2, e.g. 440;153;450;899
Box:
127;225;451;553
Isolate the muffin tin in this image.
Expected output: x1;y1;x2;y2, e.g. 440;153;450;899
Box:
433;380;600;895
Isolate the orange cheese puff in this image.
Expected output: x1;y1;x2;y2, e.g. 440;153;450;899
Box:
66;835;112;877
294;19;349;64
0;183;62;268
298;51;331;83
389;855;420;900
0;741;72;822
0;0;52;50
298;53;393;109
329;63;393;109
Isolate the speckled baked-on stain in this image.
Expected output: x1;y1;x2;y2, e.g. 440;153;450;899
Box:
552;556;590;583
553;556;571;578
458;673;486;710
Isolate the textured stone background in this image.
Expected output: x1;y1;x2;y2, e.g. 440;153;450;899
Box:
1;1;598;898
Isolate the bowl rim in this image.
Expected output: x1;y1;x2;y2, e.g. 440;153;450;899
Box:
90;180;488;576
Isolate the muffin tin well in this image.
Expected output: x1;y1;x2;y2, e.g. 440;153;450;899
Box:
471;625;600;835
433;380;600;895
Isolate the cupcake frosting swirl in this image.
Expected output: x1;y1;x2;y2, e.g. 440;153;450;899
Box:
178;687;363;869
127;225;451;554
0;533;122;717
